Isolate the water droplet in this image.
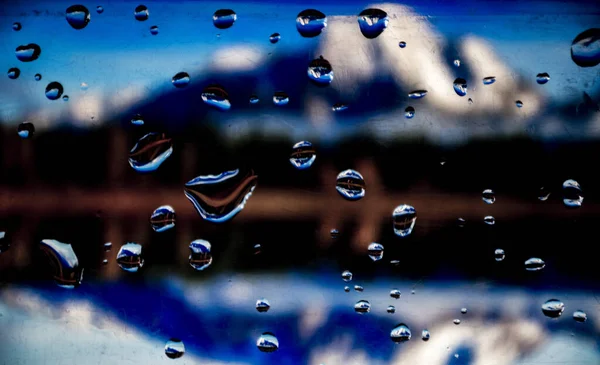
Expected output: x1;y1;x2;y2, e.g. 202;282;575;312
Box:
289;141;316;170
307;56;333;86
62;95;69;102
405;106;415;119
421;329;430;341
66;5;90;30
457;218;466;227
570;28;600;67
482;189;495;204
390;289;401;299
13;22;21;31
45;81;64;100
202;85;231;110
408;90;427;99
538;187;551;201
15;43;41;62
256;298;271;313
39;239;83;288
80;82;88;90
116;243;143;272
34;73;42;81
536;72;550;84
213;9;236;29
387;305;396;313
367;242;384;261
296;9;327;37
453;59;461;67
525;257;545;271
399;41;406;48
357;8;388;39
188;239;212;271
134;5;149;21
96;5;104;14
484;216;495;225
131;113;144;126
390;323;411;343
344;286;350;292
104;242;112;251
516;100;523;108
468;98;473;104
128;132;173;173
562;179;583;207
454;354;459;359
249;95;259;104
253;244;261;255
184;169;258;223
0;232;9;253
453;319;461;325
150;25;159;35
335;169;365;201
172;72;190;88
341;270;353;282
390;259;400;266
269;33;281;44
461;307;467;314
332;103;348;111
273;91;289;106
392;205;417;237
411;290;415;294
164;338;185;359
494;248;505;261
102;259;108;265
542;299;565;318
354;285;363;292
453;78;468;96
483;76;496;85
257;332;279;352
573;310;587;323
330;229;340;239
354;300;371;314
150;205;176;232
7;67;20;79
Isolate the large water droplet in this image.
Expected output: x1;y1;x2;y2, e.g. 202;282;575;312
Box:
542;299;565;318
307;56;333;86
399;41;406;48
516;100;523;108
150;25;159;35
128;132;173;173
66;5;90;30
202;85;231;110
536;72;550;84
16;43;41;62
269;33;281;44
45;81;64;100
453;78;468;96
256;298;271;313
482;189;495;204
184;169;257;223
341;270;353;282
390;289;401;299
296;9;327;37
354;285;363;292
332;103;348;111
172;72;190;88
421;329;430;341
562;179;583;207
390;323;411;343
165;339;185;359
405;106;415;119
525;257;545;271
538;186;551;201
131;113;144;126
357;9;388;39
573;310;587;323
213;9;236;29
116;242;144;272
483;76;496;85
494;248;505;262
188;239;212;271
290;141;316;170
453;319;461;325
39;239;83;288
34;73;42;81
7;67;20;80
96;5;104;14
257;332;279;352
367;242;384;261
408;90;427;99
335;169;365;201
393;205;417;237
13;22;21;31
273;91;289;106
484;216;495;225
134;5;149;21
354;300;371;314
150;205;176;232
570;28;600;67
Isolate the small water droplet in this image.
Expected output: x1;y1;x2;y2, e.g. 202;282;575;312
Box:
542;299;565;318
494;248;505;261
134;5;149;21
131;113;144;126
172;72;190;88
453;78;468;96
387;305;396;313
341;270;352;282
249;95;259;104
96;5;104;14
570;28;600;67
453;319;461;325
516;100;523;108
34;73;42;81
454;354;459;359
103;242;112;251
457;218;466;227
128;132;173;173
421;329;430;341
453;59;461;67
45;81;64;100
184;169;257;222
188;239;212;271
307;56;333;86
80;82;88;90
201;85;230;110
411;289;415;294
367;242;384;261
482;189;495;204
289;141;316;170
468;97;473;104
390;323;411;343
39;239;83;288
393;205;417;237
405;106;415;119
296;9;327;37
573;310;587;323
66;5;90;30
102;259;108;265
7;67;20;79
357;8;388;39
525;257;545;271
483;76;496;85
213;9;236;29
332;103;348;111
150;205;176;232
408;90;427;99
13;22;21;31
0;232;8;254
354;285;363;292
461;307;467;314
150;25;159;35
62;95;69;101
269;33;281;44
336;169;365;201
354;299;371;314
390;259;400;266
273;91;289;106
399;41;406;48
257;332;279;352
16;43;41;62
538;186;551;201
536;72;550;84
344;286;350;292
484;216;495;225
165;338;185;359
330;229;340;239
116;242;143;272
253;243;261;255
256;298;271;313
562;179;583;207
390;289;401;299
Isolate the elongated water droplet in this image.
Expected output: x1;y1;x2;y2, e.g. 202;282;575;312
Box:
13;22;21;31
257;332;279;352
128;132;173;173
103;242;112;251
341;270;352;282
34;73;42;81
357;8;388;39
573;310;587;323
390;289;401;299
165;339;185;359
538;187;551;201
454;59;461;67
399;41;406;48
16;44;41;62
494;248;505;261
184;169;257;223
253;243;261;255
188;239;212;271
482;189;495;204
96;6;104;14
354;285;363;292
66;5;90;30
393;205;417;237
421;329;430;341
484;216;495;225
516;100;523;108
116;243;143;272
296;9;327;37
354;300;371;314
249;95;259;104
131;114;144;126
453;319;461;325
570;28;600;67
273;91;289;106
39;239;83;288
390;323;411;343
256;298;270;313
483;76;496;85
202;85;230;110
453;78;467;96
405;106;415;119
461;307;467;314
536;72;550;84
408;90;427;99
562;179;583;207
336;169;365;201
269;33;281;44
332;103;348;111
290;141;316;170
150;25;158;35
150;205;175;232
542;299;564;318
307;56;333;86
171;72;190;88
213;9;236;29
525;257;545;271
330;229;340;239
8;67;20;79
390;259;400;266
134;5;149;21
344;286;350;292
367;242;384;261
45;81;63;100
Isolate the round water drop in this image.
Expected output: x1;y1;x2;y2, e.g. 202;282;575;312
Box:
341;270;352;282
354;285;363;292
484;216;495;225
461;307;467;314
538;186;551;201
296;9;327;37
525;257;545;271
103;242;112;251
454;59;461;67
134;5;149;21
307;56;333;86
411;290;416;295
453;319;461;325
66;5;90;30
390;289;401;299
421;329;430;341
408;90;427;99
536;72;550;84
367;242;384;261
131;113;144;126
542;299;565;318
482;189;495;204
96;5;104;14
116;242;144;272
399;41;406;48
13;22;21;31
128;132;173;173
290;141;316;170
269;33;281;44
393;205;417;237
405;106;415;119
34;73;42;81
256;298;271;313
336;169;365;201
45;81;64;100
257;332;279;352
249;95;259;104
516;100;523;108
202;85;230;110
172;72;190;88
344;286;350;292
39;239;83;288
188;239;212;271
102;259;108;265
16;43;41;62
150;205;175;232
213;9;236;29
357;8;388;39
330;229;340;239
332;103;348;111
150;25;159;35
387;305;396;314
562;179;583;207
570;29;600;67
390;323;411;343
354;299;371;314
273;91;289;106
62;95;69;101
165;338;185;359
573;310;587;323
453;78;468;96
7;67;20;79
483;76;496;85
494;248;505;262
